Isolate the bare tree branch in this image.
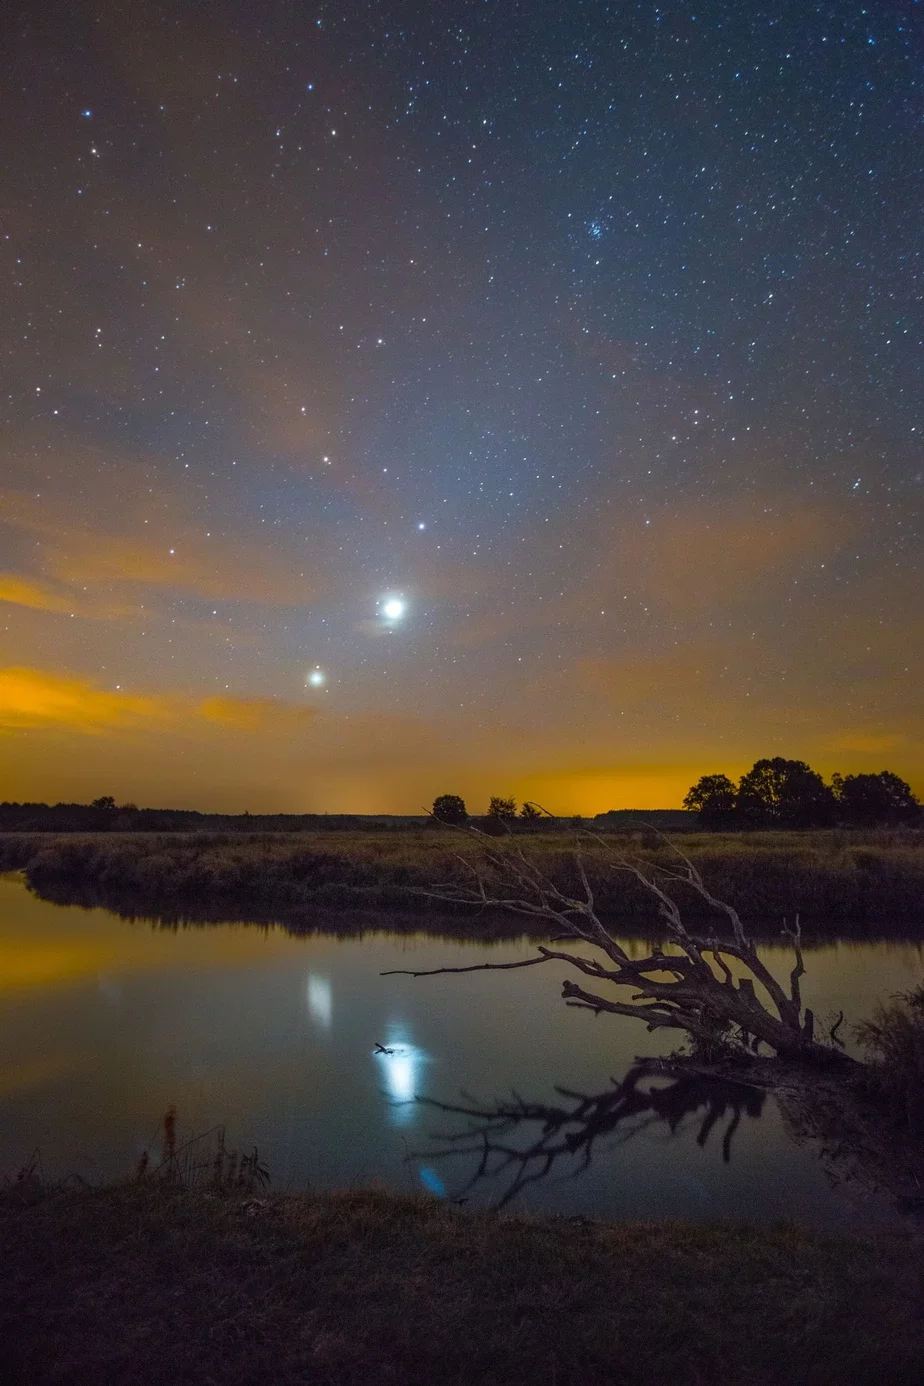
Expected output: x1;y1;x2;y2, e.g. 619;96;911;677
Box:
784;913;806;1015
394;816;850;1064
382;954;556;980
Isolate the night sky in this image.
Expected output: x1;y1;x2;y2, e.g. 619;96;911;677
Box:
1;0;920;813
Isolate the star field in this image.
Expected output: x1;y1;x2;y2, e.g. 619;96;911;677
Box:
0;0;920;812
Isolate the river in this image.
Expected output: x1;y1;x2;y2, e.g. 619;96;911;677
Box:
1;872;921;1227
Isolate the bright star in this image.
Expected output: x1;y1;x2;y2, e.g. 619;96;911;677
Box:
308;668;325;686
382;598;405;621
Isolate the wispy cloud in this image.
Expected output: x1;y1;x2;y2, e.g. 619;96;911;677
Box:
0;666;328;740
1;485;328;609
0;574;74;614
0;667;165;733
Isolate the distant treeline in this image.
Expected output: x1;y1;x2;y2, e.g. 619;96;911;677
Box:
0;798;698;835
2;765;917;838
0;800;435;834
684;759;921;831
3;827;924;934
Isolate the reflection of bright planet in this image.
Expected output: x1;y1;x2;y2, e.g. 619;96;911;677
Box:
382;598;405;621
374;1033;429;1126
308;669;325;686
380;1052;415;1102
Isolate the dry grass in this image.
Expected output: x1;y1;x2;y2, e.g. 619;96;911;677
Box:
3;826;924;934
1;1182;922;1385
856;984;924;1133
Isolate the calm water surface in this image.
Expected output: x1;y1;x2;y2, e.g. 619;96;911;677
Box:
2;873;922;1228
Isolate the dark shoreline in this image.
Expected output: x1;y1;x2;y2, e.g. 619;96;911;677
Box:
4;826;924;936
15;876;924;947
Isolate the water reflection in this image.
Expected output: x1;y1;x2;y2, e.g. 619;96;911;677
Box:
0;873;916;1227
419;1166;447;1197
374;1026;430;1126
305;974;332;1029
416;1063;766;1208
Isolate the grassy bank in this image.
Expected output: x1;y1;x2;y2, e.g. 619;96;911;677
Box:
2;827;924;934
1;1183;922;1385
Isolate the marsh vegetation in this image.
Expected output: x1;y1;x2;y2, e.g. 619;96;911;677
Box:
2;825;924;932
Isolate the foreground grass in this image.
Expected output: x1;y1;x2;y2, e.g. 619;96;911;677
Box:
1;1184;922;1386
2;826;924;932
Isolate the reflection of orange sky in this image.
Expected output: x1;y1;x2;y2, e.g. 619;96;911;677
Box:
0;877;303;996
0;934;292;994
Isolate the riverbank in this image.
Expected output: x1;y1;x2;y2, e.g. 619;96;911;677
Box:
2;827;924;934
2;1182;922;1385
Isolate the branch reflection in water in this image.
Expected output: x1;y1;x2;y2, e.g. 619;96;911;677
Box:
411;1062;765;1209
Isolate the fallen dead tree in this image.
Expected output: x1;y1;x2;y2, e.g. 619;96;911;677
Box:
384;819;852;1065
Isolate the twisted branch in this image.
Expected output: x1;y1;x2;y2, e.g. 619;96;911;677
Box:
387;815;847;1063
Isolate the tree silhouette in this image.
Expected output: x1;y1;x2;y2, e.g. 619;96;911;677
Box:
736;758;835;829
683;774;738;828
685;759;920;831
832;771;919;827
432;794;468;825
488;796;517;820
